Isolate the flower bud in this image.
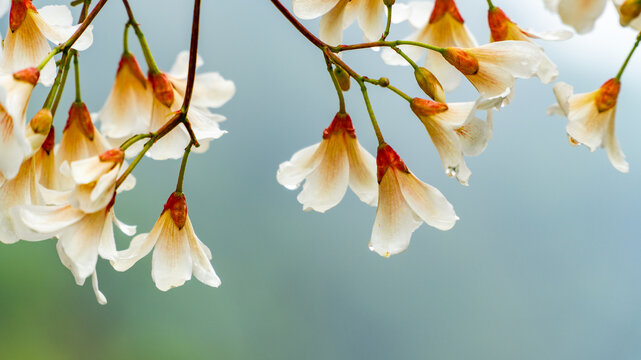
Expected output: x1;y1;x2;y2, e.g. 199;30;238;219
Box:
443;48;479;75
619;0;641;26
383;0;395;6
410;97;449;117
148;71;174;107
10;0;36;32
378;77;390;87
164;192;188;229
99;148;125;164
65;102;95;140
487;7;510;41
414;67;445;102
13;67;40;85
29;108;53;135
595;78;620;113
333;66;350;91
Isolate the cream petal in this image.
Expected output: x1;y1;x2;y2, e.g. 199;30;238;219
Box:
369;170;422;257
557;0;606;33
358;0;385;41
35;6;94;51
168;50;203;79
152;223;192;291
427;51;461;92
277;143;324;190
522;28;573;41
190;73;235;109
37;184;71;205
58;212;103;281
18;204;84;235
70;156;112;184
185;219;221;288
457;116;492;157
98;210;117;260
552;82;573;116
89;167;117;203
111;233;152;271
536;52;559;84
2;15;55;85
188;107;227;141
345;139;378;206
566;94;605;151
147;124;191;160
293;0;340;19
396;171;458;231
603;109;629;173
296;135;350;213
473;41;544;79
113;212;136;236
319;0;347;45
98;69;152;139
57;240;85;285
91;271;107;305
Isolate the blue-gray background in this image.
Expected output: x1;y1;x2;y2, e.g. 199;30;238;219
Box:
1;0;640;359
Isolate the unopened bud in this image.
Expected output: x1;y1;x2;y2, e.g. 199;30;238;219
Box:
29;108;52;135
383;0;395;6
164;192;188;229
148;71;174;107
10;0;36;32
13;67;40;85
619;0;641;26
65;102;95;140
595;78;621;113
378;77;390;87
443;48;479;75
410;97;449;117
41;126;55;154
333;66;350;91
414;67;445;102
487;7;510;42
99;148;125;164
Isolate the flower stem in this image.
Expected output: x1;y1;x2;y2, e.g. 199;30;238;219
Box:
380;4;393;41
180;0;201;115
123;22;131;54
115;138;155;189
269;0;327;49
73;52;82;103
616;31;641;80
51;54;72;116
119;133;153;150
358;80;385;145
386;85;412;102
43;51;70;110
324;55;346;113
391;45;418;69
175;140;195;193
122;0;160;74
332;40;445;54
486;0;495;9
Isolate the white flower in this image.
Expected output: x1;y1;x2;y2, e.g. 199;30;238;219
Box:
382;0;477;92
146;52;235;160
548;79;628;173
96;53;152;140
369;144;458;257
293;0;386;45
441;41;545;105
487;6;572;84
111;192;221;292
614;0;641;30
277;112;377;212
16;201;135;304
3;1;94;86
544;0;607;34
0;68;39;180
0;158;37;244
410;98;494;186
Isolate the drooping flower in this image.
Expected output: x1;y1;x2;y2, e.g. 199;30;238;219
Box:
292;0;386;45
17;198;136;304
96;52;152;140
487;6;572;84
111;192;221;292
410;98;493;186
544;0;607;34
277;112;378;212
441;41;545;104
0;68;39;180
146;52;235;160
614;0;641;29
382;0;477;91
369;144;458;257
548;78;628;172
3;1;94;86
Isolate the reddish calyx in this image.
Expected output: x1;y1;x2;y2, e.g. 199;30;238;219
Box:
64;102;95;140
430;0;464;24
595;78;621;113
164;192;188;229
410;98;449;118
488;7;513;42
10;0;36;32
13;67;40;85
323;112;356;139
149;71;175;107
376;144;409;183
41;126;55;154
99;148;125;164
443;48;479;75
118;53;148;88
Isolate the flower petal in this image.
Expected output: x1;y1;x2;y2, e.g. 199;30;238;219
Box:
345;139;378;206
396;171;458;231
276;143;324;190
185;218;221;288
293;0;340;19
152;223;192;291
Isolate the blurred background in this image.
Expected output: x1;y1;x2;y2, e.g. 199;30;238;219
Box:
1;0;640;359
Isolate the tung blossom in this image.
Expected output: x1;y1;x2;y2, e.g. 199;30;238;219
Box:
146;52;235;160
382;0;477;92
112;192;221;292
548;78;628;173
277;112;378;213
544;0;607;34
370;144;458;257
487;6;572;84
292;0;386;45
3;1;94;86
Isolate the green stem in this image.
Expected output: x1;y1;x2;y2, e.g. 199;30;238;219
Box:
73;52;82;103
486;0;495;9
380;4;393;41
616;31;641;80
392;45;418;69
122;0;160;74
115;138;154;189
123;22;131;54
175;140;195;193
386;85;412;102
119;133;153;150
357;80;385;145
43;51;69;109
333;40;445;54
324;55;346;113
51;54;72;116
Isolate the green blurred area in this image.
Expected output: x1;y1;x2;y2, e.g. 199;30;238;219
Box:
1;1;641;359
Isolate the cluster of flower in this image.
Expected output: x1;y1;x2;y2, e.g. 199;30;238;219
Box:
0;0;235;303
276;0;640;258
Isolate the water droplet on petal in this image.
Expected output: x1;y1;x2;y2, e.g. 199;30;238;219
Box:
446;167;457;177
